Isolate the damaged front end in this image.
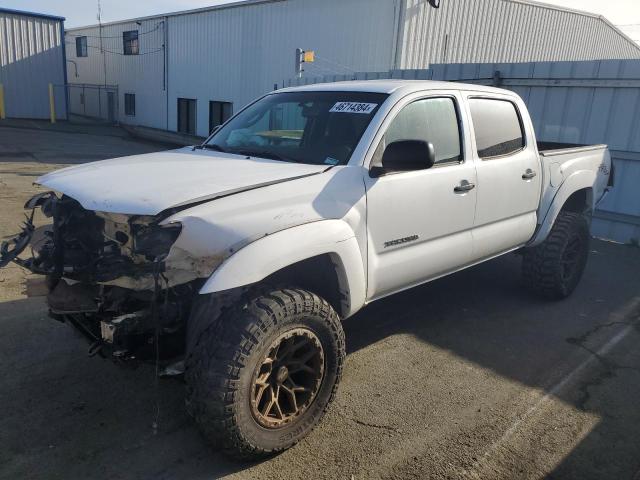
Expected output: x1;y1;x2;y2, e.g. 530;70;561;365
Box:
1;192;200;363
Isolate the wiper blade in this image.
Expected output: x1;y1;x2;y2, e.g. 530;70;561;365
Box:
193;144;226;153
234;150;299;163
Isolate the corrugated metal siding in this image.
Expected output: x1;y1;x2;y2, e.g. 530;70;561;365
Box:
63;0;640;156
0;11;66;119
295;59;640;245
399;0;640;68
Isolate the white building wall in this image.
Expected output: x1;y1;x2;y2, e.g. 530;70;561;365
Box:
65;0;400;136
0;9;67;119
65;18;167;128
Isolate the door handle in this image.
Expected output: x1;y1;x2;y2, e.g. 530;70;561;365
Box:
522;169;537;180
454;180;475;193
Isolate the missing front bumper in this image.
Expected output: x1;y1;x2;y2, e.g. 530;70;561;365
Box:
2;192;195;363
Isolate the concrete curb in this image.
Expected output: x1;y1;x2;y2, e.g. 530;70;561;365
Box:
0;119;129;138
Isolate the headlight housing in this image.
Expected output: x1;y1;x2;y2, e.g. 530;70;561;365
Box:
133;223;182;260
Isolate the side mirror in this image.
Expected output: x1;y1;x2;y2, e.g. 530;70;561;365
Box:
371;140;436;177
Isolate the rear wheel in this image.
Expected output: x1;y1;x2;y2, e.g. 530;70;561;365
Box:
185;287;345;460
522;211;590;299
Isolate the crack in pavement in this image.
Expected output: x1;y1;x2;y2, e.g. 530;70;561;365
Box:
567;321;632;346
334;409;400;433
565;314;640;411
352;418;400;432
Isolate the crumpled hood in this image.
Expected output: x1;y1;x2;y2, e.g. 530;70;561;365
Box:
37;147;327;215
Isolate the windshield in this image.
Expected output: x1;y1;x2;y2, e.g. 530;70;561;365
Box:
204;91;388;166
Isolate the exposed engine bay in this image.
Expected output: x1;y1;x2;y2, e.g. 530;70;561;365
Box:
1;192;200;363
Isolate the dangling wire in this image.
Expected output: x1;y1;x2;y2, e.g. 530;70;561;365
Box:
151;255;168;435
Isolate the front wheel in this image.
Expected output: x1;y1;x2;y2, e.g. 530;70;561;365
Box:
522;211;591;299
185;287;345;460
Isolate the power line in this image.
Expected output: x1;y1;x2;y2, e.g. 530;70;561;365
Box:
66;23;163;39
312;55;358;74
65;41;163;56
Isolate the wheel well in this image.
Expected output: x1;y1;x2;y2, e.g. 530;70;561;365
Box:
561;188;592;215
263;254;346;318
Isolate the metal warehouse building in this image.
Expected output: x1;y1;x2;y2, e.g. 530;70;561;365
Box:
0;8;67;120
65;0;640;137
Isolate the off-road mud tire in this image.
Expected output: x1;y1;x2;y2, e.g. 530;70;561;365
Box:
185;287;345;460
522;211;590;300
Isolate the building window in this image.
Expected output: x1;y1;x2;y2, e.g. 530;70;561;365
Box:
124;93;136;116
469;98;525;159
123;30;139;55
178;98;197;135
209;101;233;134
75;36;88;57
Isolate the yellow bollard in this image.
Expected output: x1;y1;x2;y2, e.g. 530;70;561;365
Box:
0;84;5;120
49;83;56;123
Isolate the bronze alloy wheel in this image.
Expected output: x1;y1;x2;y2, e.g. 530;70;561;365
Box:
250;328;325;429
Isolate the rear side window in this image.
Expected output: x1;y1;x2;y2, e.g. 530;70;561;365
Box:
382;97;462;165
469;98;524;158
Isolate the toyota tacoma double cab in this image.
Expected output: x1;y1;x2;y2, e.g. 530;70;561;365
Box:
1;80;612;459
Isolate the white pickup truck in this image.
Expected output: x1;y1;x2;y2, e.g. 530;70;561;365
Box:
1;80;612;459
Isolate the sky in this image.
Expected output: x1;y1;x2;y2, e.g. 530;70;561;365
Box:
3;0;640;43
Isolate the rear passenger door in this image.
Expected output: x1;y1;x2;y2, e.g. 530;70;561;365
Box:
467;96;542;260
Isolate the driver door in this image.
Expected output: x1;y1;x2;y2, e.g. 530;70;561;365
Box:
365;93;477;300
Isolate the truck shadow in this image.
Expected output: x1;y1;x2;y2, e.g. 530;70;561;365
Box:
1;241;639;479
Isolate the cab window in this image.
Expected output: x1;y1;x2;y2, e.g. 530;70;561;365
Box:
375;97;463;167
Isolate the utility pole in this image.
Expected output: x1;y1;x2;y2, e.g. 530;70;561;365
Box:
98;0;107;87
295;48;303;79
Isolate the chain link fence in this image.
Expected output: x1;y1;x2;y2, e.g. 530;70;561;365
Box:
55;83;119;124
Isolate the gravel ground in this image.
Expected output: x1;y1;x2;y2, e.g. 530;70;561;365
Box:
1;122;639;480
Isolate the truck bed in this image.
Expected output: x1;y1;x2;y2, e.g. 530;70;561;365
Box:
532;140;612;246
536;140;613;188
537;141;607;156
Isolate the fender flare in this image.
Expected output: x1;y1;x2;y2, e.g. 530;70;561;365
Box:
529;170;595;247
199;220;367;318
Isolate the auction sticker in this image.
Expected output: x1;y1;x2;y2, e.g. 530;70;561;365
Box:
330;102;378;114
